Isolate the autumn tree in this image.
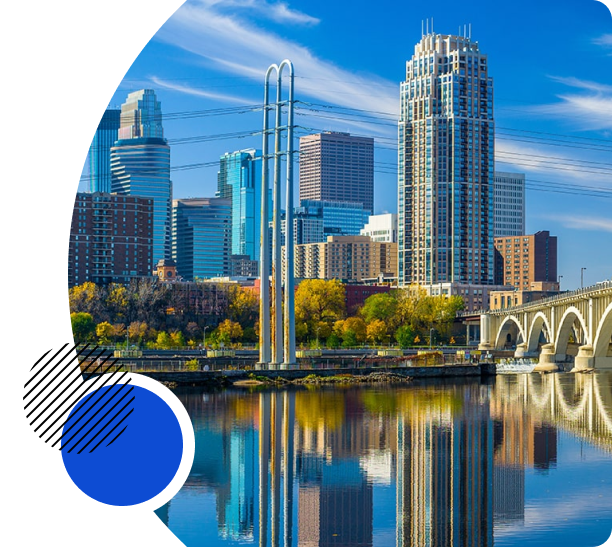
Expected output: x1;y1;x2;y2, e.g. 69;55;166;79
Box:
96;321;114;345
217;319;243;344
360;292;398;326
295;279;346;342
228;285;259;328
367;319;389;345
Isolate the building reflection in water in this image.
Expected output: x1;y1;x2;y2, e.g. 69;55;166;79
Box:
158;374;612;547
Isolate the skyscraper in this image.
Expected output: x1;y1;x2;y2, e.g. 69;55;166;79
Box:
299;132;374;214
217;149;269;264
398;32;494;286
494;171;526;237
88;108;120;193
172;198;231;280
111;89;171;266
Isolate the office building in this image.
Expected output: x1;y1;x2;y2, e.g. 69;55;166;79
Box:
299;132;374;213
69;192;153;287
218;149;269;265
494;172;525;237
494;231;558;289
172;198;231;281
88;108;120;193
398;32;494;287
111;89;172;265
300;200;370;237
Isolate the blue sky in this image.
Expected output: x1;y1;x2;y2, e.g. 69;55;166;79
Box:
82;0;612;290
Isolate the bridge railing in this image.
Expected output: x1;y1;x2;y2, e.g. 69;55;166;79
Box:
466;279;612;316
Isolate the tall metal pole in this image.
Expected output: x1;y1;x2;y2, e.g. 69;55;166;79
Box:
271;68;284;365
259;65;276;366
281;60;296;367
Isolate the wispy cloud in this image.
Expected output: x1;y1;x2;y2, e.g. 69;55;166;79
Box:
555;214;612;233
593;33;612;47
196;0;320;26
155;0;399;118
525;76;612;131
150;76;254;104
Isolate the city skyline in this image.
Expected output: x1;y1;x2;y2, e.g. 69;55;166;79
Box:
77;0;612;290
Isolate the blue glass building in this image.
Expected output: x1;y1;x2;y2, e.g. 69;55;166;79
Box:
172;198;231;280
299;200;370;238
111;90;172;266
88;108;120;193
217;149;271;265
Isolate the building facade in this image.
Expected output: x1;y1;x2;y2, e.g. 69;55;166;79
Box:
218;149;270;265
494;231;558;290
300;200;370;237
172;198;231;281
293;235;397;283
88;108;120;193
111;89;171;265
360;213;398;243
494;171;525;237
398;32;495;287
299;132;374;213
69;192;153;287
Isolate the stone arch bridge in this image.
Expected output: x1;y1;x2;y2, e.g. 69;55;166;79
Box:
479;281;612;370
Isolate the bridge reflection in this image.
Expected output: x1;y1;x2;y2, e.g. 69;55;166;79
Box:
160;376;612;547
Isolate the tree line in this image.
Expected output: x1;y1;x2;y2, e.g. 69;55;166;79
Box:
69;279;464;348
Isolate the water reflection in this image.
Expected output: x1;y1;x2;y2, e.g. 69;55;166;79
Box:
158;374;612;547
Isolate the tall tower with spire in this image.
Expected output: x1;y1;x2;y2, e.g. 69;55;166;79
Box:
111;89;172;266
398;30;494;287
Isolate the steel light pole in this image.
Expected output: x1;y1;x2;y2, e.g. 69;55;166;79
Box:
430;328;435;350
581;267;587;289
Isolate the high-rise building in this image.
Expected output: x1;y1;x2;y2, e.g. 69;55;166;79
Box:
398;32;494;287
494;172;525;237
111;89;171;266
218;149;269;265
300;200;370;237
68;192;153;287
88;108;120;193
494;231;558;289
172;198;231;281
299;132;374;213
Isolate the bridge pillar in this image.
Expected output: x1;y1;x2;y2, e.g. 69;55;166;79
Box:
572;345;594;372
534;343;560;372
478;314;492;350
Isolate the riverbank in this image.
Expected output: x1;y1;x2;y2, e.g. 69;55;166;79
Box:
82;362;497;387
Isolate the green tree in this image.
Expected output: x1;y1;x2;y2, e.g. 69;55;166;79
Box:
360;292;398;325
395;324;416;348
156;331;172;349
170;331;186;348
71;312;95;344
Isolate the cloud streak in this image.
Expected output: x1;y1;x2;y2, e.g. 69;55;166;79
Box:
555;215;612;233
197;0;320;25
150;76;255;104
155;0;399;116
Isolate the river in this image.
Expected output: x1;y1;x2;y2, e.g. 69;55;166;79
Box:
155;373;612;547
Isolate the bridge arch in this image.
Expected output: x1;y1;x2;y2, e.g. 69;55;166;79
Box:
494;315;525;350
526;312;552;353
555;306;588;358
593;302;612;359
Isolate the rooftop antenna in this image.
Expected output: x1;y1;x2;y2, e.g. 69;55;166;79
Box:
431;17;434;34
469;23;472;40
426;18;429;35
421;20;424;38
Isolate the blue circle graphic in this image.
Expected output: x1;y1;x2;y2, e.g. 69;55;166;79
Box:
61;384;183;506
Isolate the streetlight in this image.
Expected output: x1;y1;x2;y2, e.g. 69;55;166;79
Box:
203;326;210;352
558;275;563;289
430;328;435;350
581;267;587;289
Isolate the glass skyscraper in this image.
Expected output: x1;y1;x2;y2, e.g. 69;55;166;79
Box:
111;89;172;266
88;108;120;193
217;149;269;264
172;198;231;281
299;199;370;237
398;32;495;286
